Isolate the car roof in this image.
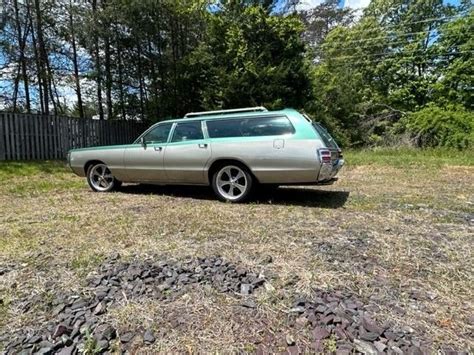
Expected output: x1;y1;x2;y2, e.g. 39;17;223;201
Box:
155;108;300;125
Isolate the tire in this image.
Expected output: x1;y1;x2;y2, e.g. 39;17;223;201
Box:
86;163;120;192
211;164;253;202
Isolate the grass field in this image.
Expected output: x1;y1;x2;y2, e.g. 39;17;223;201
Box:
0;149;473;352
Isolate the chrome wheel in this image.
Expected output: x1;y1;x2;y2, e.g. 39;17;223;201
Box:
88;164;115;192
216;165;249;201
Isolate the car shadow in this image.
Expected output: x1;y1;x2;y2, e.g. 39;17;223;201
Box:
119;184;349;209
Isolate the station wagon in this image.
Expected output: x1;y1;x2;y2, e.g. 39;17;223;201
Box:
68;107;344;202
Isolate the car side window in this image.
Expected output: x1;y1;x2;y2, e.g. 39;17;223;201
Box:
241;116;295;136
143;123;173;144
171;121;203;142
206;116;295;138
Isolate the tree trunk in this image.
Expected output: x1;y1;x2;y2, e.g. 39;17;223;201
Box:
117;39;126;120
105;35;113;119
34;0;49;115
92;0;104;120
13;0;31;112
69;1;84;118
29;3;44;114
137;43;145;121
147;37;160;118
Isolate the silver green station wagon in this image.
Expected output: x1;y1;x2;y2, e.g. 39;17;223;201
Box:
68;107;344;202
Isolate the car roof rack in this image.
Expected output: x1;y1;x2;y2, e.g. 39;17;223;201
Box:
184;106;268;118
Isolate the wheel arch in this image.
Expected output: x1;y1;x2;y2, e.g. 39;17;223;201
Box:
84;159;106;176
207;158;259;185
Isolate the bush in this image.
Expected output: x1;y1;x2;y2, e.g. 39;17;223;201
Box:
402;104;474;149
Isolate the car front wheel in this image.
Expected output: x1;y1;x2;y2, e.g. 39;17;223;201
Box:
87;163;120;192
212;164;253;202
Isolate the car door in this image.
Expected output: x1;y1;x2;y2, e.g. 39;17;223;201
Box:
163;120;211;184
123;123;173;182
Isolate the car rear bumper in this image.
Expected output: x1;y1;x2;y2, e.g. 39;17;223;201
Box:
317;159;344;182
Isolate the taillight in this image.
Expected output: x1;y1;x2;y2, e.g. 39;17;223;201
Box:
318;148;332;163
338;148;343;159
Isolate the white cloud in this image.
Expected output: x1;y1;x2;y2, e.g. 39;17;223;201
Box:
296;0;325;11
296;0;371;11
343;0;371;9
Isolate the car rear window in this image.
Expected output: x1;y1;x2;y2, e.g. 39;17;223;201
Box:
312;122;339;149
206;116;295;138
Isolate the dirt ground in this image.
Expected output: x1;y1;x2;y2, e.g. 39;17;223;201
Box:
0;151;473;353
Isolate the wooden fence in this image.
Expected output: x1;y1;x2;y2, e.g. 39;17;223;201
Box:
0;112;146;161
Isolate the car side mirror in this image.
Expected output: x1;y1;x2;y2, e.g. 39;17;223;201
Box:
139;137;146;148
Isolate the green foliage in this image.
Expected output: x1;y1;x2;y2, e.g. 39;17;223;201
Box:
199;5;312;110
402;104;474;149
302;0;472;148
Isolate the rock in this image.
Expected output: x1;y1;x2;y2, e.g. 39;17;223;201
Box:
261;255;273;264
60;334;73;347
402;325;415;334
315;305;327;313
391;345;404;354
384;330;401;340
96;340;109;350
240;284;252;295
359;327;379;342
70;300;88;311
36;341;55;355
52;304;66;316
312;327;330;340
321;314;334;325
353;339;378;355
26;335;42;344
120;332;135;343
289;306;305;314
409;346;423;355
295;316;309;328
93;302;106;316
53;323;70;339
286;334;296;346
57;345;75;355
143;329;155;344
94;324;116;341
361;314;384;335
374;341;387;352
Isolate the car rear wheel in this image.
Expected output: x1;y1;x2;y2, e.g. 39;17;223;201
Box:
212;164;253;202
87;163;120;192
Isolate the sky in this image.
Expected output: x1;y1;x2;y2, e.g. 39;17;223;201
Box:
295;0;461;11
296;0;370;10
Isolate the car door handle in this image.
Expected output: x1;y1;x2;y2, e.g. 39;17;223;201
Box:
198;143;208;149
154;146;163;152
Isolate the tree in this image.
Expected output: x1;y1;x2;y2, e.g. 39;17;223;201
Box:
199;4;312;110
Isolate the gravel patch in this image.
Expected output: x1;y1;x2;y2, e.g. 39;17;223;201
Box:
274;290;465;354
1;254;265;354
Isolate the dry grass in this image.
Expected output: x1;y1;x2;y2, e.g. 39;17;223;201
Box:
0;150;473;352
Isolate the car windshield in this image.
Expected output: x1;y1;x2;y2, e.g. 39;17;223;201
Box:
302;113;339;149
